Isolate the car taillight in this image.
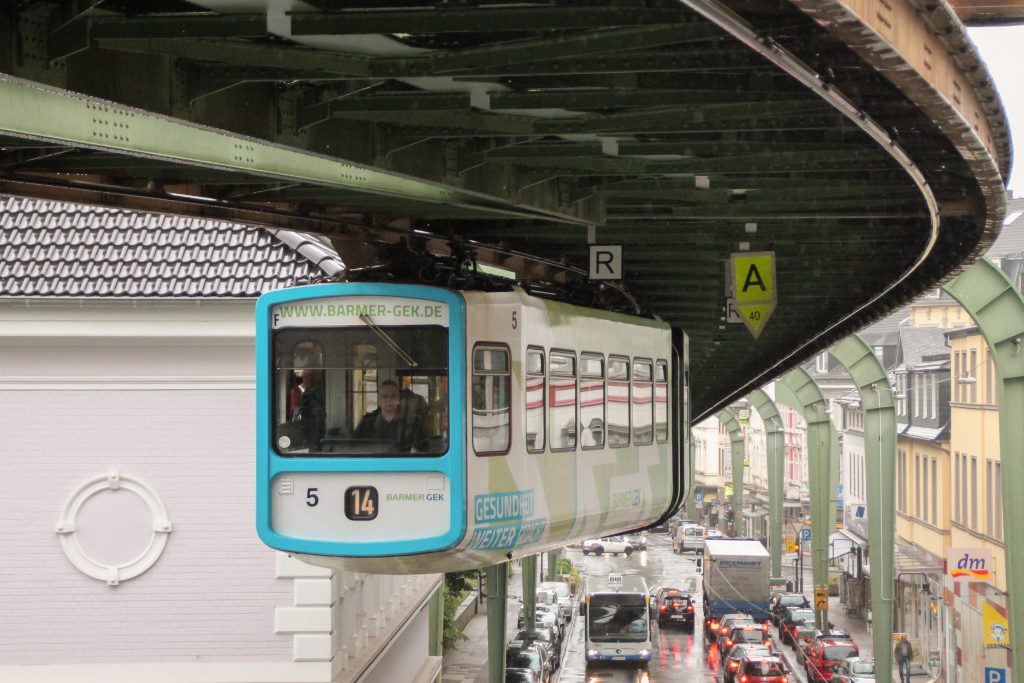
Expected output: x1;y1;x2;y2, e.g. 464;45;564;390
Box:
729;661;739;670
720;626;729;634
761;623;770;631
686;605;694;612
782;677;788;683
660;605;667;612
725;639;733;647
740;676;747;683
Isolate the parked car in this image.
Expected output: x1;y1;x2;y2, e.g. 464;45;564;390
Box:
505;668;540;683
653;587;695;628
722;643;771;683
506;641;551;683
625;532;648;551
804;639;859;683
831;657;876;683
581;536;633;556
737;655;790;683
514;627;562;670
769;592;811;625
720;625;772;661
537;580;573;623
780;608;816;646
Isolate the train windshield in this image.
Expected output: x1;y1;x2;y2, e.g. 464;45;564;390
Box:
587;594;649;642
270;297;450;457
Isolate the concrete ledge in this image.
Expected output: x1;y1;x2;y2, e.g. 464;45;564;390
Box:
454;591;480;632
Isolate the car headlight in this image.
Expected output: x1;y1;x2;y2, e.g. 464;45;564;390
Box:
586;649;599;660
638;649;651;658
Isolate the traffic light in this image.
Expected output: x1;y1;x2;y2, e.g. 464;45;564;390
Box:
726;510;735;525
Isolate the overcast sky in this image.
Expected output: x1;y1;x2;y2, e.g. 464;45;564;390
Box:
969;26;1023;197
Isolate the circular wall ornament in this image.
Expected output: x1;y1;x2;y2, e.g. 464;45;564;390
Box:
56;470;172;586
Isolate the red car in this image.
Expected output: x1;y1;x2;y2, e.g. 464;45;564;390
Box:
803;639;860;683
737;655;790;683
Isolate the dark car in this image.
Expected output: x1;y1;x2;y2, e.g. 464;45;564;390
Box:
780;608;816;646
506;641;551;683
506;668;540;683
722;643;771;683
514;628;561;669
720;625;772;661
654;587;695;628
770;592;811;625
804;639;860;683
737;655;790;683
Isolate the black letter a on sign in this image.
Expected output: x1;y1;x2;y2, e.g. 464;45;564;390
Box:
742;264;767;293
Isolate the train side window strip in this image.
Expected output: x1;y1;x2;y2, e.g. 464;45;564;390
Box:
633;358;654;446
549;350;578;451
607;355;630;447
472;344;511;456
526;346;546;454
655;359;669;443
580;353;605;449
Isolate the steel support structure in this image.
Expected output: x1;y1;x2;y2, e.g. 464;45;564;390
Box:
522;556;537;631
943;257;1024;669
684;426;697;521
747;389;786;581
486;562;508;683
830;335;896;683
546;551;559;582
716;408;745;536
782;367;833;630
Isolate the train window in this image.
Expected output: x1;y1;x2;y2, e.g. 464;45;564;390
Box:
607;356;630;447
272;321;449;457
473;345;511;455
526;347;546;453
633;359;654;445
549;351;577;451
580;353;605;449
655;360;669;443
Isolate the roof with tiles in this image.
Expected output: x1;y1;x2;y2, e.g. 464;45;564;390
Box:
896;327;952;370
987;196;1024;259
0;196;342;297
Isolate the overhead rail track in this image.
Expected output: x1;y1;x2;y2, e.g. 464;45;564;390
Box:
0;0;1009;419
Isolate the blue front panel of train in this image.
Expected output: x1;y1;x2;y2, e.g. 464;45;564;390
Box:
255;283;467;557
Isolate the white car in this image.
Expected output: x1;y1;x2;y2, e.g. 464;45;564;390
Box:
582;536;634;556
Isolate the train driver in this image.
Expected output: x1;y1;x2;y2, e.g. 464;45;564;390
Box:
353;380;426;452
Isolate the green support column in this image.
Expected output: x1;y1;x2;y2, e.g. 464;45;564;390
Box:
716;408;745;536
684;426;697;520
782;368;833;630
830;335;896;683
944;257;1024;671
486;563;508;683
747;389;786;582
522;555;537;630
546;550;559;581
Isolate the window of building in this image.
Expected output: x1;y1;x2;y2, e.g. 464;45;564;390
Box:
816;352;829;374
970;349;978;403
921;454;928;523
580;353;605;450
525;348;546;453
896;373;907;417
548;351;577;451
987;459;994;535
971;456;978;529
915;454;922;519
986;349;995;405
897;450;907;512
953;452;960;523
995;462;1004;540
931;458;937;525
928;373;937;419
473;345;511;455
913;373;921;418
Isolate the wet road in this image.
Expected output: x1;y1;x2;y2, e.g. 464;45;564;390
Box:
554;531;727;683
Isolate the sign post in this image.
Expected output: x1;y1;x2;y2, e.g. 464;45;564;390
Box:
730;251;777;338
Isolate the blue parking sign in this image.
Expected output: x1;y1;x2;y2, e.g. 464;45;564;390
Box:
801;527;811;542
985;667;1006;683
695;492;704;503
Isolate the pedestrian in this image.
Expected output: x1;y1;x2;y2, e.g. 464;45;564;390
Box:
895;634;913;683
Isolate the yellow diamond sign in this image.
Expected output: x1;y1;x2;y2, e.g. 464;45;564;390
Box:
731;251;777;338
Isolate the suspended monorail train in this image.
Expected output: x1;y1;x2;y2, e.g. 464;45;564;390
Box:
256;281;688;573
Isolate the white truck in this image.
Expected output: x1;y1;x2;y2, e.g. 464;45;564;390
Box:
703;538;771;622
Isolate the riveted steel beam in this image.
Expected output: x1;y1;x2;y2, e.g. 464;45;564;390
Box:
830;334;896;683
942;258;1024;671
747;388;785;579
716;407;746;537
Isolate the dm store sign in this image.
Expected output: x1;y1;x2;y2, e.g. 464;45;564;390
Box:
946;547;993;583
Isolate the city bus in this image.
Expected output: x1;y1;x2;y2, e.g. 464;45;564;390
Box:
580;573;653;666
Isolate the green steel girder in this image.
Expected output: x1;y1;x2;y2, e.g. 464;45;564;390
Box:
747;388;785;579
486;563;508;683
0;73;581;225
829;335;896;683
942;258;1024;671
716;407;746;536
290;7;690;34
781;367;833;629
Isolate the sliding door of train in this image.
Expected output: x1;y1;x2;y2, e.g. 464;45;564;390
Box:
255;283;467;564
